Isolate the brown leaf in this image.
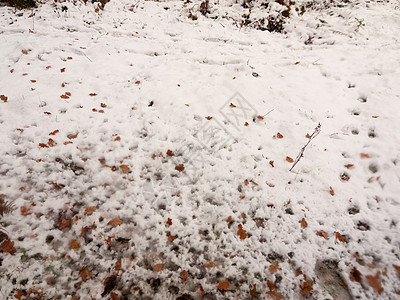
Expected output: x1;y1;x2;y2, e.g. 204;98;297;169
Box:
217;280;230;291
175;164;184;172
329;186;335;196
166;218;172;226
393;265;400;274
206;116;213;120
204;260;217;268
79;267;92;282
244;179;249;186
350;267;363;284
366;272;383;294
0;95;8;102
316;230;328;240
110;292;120;300
276;132;283;139
89;93;97;96
0;240;16;255
20;206;32;216
345;164;354;169
70;239;80;250
250;284;257;298
68;133;78;139
299;218;308;229
269;160;274;167
49;130;59;136
21;49;28;55
101;103;107;108
120;165;130;173
115;258;122;273
286;156;294;163
180;270;189;282
241;213;246;219
60;94;69;99
58;218;71;229
168;235;176;242
230;103;236;108
269;263;279;273
300;281;313;295
108;218;122;227
257;115;264;120
65;92;71;96
267;289;283;300
226;216;232;223
60;68;66;73
237;224;247;239
166;149;174;156
335;232;345;243
360;153;369;158
84;206;96;216
46;66;51;69
153;263;164;272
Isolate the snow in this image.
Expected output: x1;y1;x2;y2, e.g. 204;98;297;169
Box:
0;0;400;299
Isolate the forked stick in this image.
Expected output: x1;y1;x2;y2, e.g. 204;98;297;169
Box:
290;123;321;171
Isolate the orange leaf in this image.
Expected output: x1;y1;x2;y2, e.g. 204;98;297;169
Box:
70;239;80;250
21;49;28;55
68;133;78;139
49;130;59;136
166;218;172;226
108;218;122;227
294;61;300;65
286;156;294;163
393;265;400;274
58;219;71;229
206;116;213;120
269;263;279;273
366;272;383;294
276;132;283;139
166;149;174;156
360;153;369;158
316;230;328;240
60;94;70;99
110;292;120;300
299;218;308;229
0;240;16;255
20;206;32;216
84;206;96;216
217;280;230;291
230;103;236;108
180;270;189;282
153;263;164;272
345;164;354;169
335;232;345;242
120;165;130;173
237;224;247;239
300;281;313;295
305;133;311;139
89;93;97;96
46;66;51;69
101;103;107;108
329;186;335;196
175;164;184;172
60;68;66;72
0;95;8;102
256;115;264;120
226;216;232;222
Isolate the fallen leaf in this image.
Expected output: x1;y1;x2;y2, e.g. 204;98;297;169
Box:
286;156;294;163
230;103;236;108
60;68;66;73
329;186;335;196
108;218;122;227
166;149;174;156
217;280;230;291
299;218;308;229
49;130;59;136
335;232;345;243
21;49;28;55
269;160;274;167
1;95;8;102
89;93;97;96
46;66;51;69
294;61;300;65
101;103;107;108
276;132;283;139
360;153;370;158
30;79;36;83
300;281;313;295
366;272;383;294
180;270;189;282
350;267;363;284
244;122;249;126
68;133;78;139
84;206;96;216
244;179;249;186
0;240;16;254
110;292;120;300
70;239;80;250
269;263;279;273
175;164;184;172
120;165;130;173
393;265;400;274
166;218;172;226
206;116;212;120
372;116;379;118
204;260;217;268
256;115;264;120
29;29;34;33
20;206;32;216
316;230;328;240
79;267;92;282
58;219;71;229
250;284;257;298
60;94;69;99
305;133;311;139
168;235;176;242
153;263;164;272
345;164;354;169
237;224;247;239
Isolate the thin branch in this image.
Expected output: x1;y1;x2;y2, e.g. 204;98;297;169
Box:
290;123;321;171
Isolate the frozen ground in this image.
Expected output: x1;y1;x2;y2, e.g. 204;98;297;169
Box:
0;0;400;299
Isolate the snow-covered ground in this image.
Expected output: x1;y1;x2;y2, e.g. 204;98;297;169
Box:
1;0;400;299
